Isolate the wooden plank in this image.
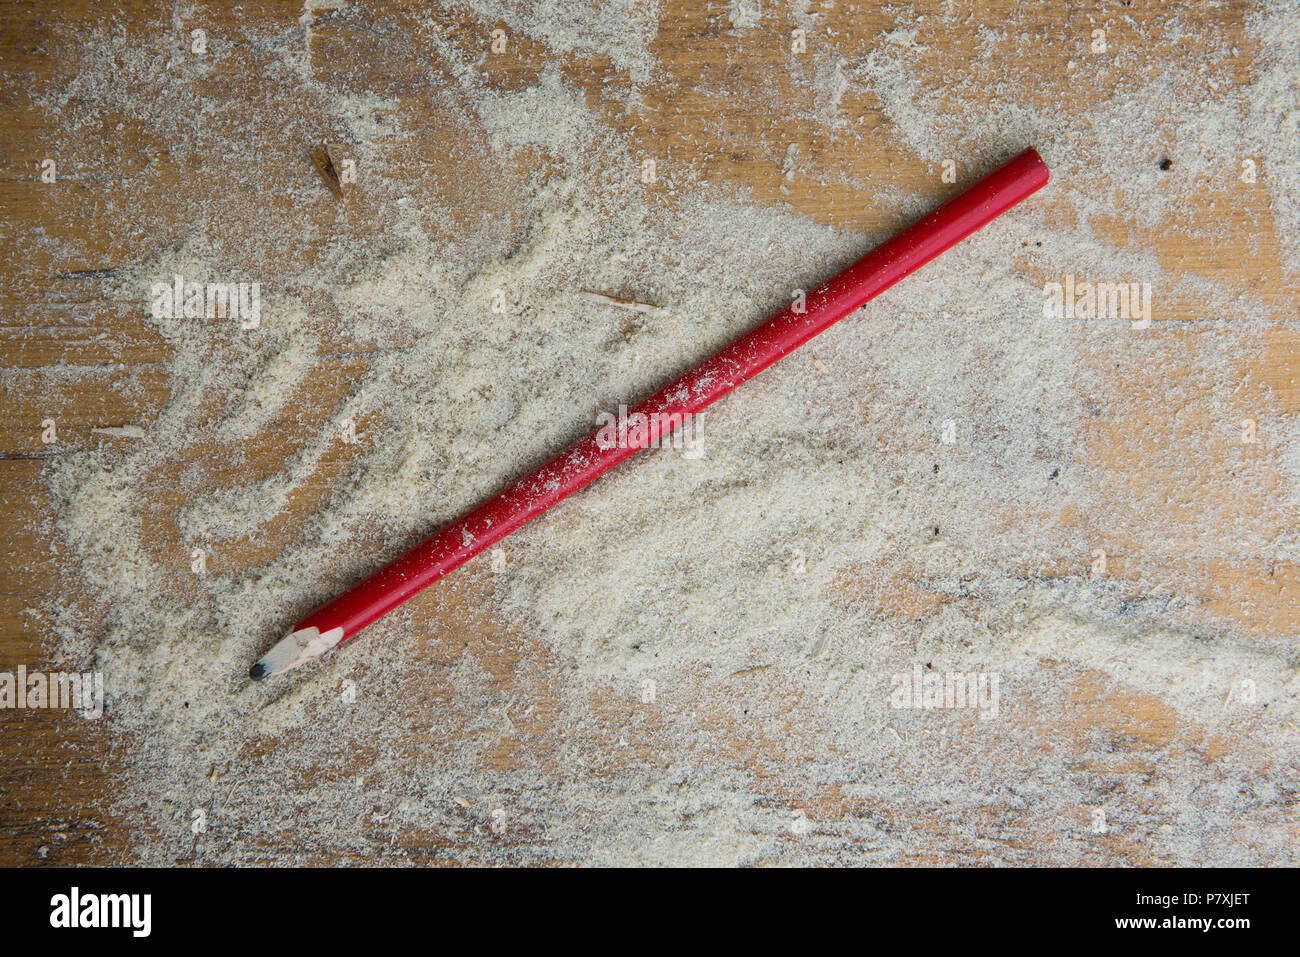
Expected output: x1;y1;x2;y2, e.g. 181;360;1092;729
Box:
1;0;1295;866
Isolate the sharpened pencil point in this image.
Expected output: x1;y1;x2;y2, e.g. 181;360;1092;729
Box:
249;625;347;680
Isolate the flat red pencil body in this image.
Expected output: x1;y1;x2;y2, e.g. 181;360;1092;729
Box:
252;148;1049;678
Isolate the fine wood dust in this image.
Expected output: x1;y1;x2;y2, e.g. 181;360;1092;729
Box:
18;1;1300;864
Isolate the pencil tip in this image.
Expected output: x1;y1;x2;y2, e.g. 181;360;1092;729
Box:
249;625;346;681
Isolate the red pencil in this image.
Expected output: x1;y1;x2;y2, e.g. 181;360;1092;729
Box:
250;148;1050;679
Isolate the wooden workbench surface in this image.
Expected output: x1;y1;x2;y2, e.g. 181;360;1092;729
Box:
1;0;1296;866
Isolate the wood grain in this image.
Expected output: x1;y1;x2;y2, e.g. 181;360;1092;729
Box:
1;0;1296;866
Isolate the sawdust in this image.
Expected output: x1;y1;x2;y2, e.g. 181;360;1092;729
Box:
12;0;1300;865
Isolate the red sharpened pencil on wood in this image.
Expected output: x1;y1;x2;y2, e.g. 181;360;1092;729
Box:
250;147;1050;680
